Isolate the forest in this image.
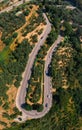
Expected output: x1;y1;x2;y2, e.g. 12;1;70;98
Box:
66;0;82;10
0;0;82;130
0;2;47;129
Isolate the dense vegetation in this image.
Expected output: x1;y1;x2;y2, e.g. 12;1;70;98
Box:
4;31;82;130
50;38;82;129
0;0;82;129
0;0;9;11
0;1;45;100
0;2;47;128
22;9;45;37
66;0;82;10
0;2;35;109
25;29;57;110
0;39;32;99
41;0;82;10
0;12;25;40
0;5;31;43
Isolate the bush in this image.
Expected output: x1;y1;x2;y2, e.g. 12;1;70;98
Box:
12;32;18;38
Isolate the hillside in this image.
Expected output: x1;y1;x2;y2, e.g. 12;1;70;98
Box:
65;0;82;10
0;0;82;130
0;3;46;129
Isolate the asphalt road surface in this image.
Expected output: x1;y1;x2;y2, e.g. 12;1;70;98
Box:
0;0;63;121
15;13;52;121
15;31;63;121
0;0;31;13
0;0;4;3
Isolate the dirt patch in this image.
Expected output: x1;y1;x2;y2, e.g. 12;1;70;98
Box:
62;85;69;89
27;98;34;106
0;41;5;52
31;86;36;91
10;5;46;51
57;47;68;55
0;115;11;130
0;84;17;130
10;5;39;51
37;76;43;104
0;32;5;52
69;97;74;104
56;46;73;89
52;88;56;93
25;23;46;45
28;93;33;98
9;41;18;51
27;76;43;104
0;105;12;130
58;60;63;67
0;125;4;130
6;84;17;115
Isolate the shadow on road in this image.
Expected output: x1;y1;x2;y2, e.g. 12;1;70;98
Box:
46;64;52;77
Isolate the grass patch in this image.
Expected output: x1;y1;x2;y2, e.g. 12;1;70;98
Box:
0;46;11;63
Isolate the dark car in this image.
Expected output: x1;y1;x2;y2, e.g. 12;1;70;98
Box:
45;103;48;107
41;36;43;39
18;117;22;121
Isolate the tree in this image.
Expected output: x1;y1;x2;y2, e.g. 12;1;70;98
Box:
63;22;73;36
46;29;57;45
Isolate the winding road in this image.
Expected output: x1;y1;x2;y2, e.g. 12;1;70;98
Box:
15;32;62;121
15;19;63;121
0;0;63;121
0;0;31;14
15;13;52;121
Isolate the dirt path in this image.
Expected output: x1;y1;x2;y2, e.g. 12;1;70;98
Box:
10;5;39;50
